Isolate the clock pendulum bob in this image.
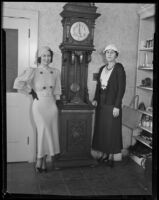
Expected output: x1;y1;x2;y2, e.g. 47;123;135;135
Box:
55;3;101;168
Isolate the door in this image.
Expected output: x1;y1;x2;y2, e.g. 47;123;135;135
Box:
2;16;34;162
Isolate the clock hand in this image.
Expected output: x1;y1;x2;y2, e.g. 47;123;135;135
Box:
78;23;81;36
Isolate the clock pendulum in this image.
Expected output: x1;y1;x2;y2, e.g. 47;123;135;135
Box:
70;51;86;105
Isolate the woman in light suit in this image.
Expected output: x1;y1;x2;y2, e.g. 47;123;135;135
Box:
92;44;126;167
13;46;61;172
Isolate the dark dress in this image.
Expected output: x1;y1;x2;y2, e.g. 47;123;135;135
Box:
92;62;126;154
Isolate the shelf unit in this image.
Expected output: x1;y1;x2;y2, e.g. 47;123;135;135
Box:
137;86;153;91
132;4;154;165
138;66;153;70
138;124;152;133
139;47;153;51
134;135;152;148
138;109;152;117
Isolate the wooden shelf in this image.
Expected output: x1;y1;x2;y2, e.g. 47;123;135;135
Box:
134;135;152;149
137;86;153;91
138;109;153;117
138;124;152;133
139;47;153;52
138;66;153;70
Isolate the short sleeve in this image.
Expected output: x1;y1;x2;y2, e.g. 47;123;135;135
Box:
13;67;35;95
53;69;62;99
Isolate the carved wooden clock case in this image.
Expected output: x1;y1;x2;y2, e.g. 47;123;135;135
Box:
56;3;100;168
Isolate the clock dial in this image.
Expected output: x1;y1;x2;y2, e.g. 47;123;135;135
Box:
70;22;90;41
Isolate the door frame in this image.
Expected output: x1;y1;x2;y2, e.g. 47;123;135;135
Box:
3;7;38;68
3;7;38;162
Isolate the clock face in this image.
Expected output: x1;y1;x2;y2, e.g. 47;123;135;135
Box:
70;22;90;41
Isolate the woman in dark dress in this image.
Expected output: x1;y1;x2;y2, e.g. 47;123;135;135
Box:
92;44;126;167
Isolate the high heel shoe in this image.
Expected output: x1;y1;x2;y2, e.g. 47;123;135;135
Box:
97;156;104;163
102;155;109;163
35;166;42;173
41;168;47;173
107;159;114;168
97;154;109;163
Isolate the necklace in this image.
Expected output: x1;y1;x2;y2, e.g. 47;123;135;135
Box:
106;63;115;71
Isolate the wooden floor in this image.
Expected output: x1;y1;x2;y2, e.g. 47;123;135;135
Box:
6;157;152;197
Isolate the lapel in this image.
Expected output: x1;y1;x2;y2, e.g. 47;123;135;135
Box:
107;64;116;87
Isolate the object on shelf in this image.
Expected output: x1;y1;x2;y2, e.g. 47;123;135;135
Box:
134;135;152;149
138;102;146;110
149;141;152;147
145;38;154;48
141;135;152;142
140;38;154;49
140;115;152;128
141;130;151;137
140;130;152;142
141;77;152;87
146;106;153;113
145;63;153;68
140;40;147;49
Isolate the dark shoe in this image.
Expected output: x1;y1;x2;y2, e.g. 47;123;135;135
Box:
97;156;104;163
107;159;114;168
97;154;109;163
42;168;47;173
102;155;109;163
35;166;42;173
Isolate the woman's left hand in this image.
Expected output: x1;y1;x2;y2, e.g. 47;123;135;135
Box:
113;107;119;117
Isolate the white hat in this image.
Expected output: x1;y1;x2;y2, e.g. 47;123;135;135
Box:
38;46;52;57
103;44;119;54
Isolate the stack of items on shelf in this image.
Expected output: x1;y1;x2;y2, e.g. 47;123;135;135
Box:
139;130;152;147
138;105;153;135
140;38;154;49
140;115;153;132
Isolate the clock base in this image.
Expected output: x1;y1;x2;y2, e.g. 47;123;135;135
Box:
54;156;98;169
57;108;96;168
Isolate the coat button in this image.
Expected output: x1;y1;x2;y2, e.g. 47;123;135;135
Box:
50;71;53;74
43;86;46;89
40;71;43;74
50;86;53;88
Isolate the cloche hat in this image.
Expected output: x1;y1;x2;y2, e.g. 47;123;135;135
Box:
34;46;53;64
103;44;119;54
38;46;52;57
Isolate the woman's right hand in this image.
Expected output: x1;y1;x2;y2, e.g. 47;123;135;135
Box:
92;100;98;107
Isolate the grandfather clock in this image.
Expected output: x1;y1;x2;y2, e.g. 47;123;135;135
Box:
56;2;100;168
